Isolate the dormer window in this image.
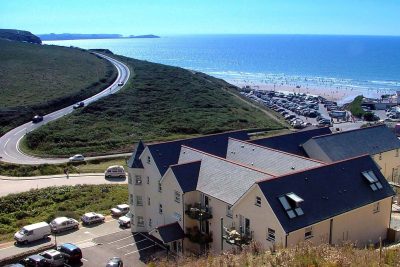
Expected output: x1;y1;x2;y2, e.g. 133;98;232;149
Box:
278;193;304;219
362;170;383;191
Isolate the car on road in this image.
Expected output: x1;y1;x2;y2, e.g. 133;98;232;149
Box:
117;81;124;86
106;257;123;267
14;222;51;245
104;165;126;179
40;249;64;267
73;102;85;109
22;254;49;267
32;115;43;123
111;204;130;217
69;154;85;162
57;243;82;264
50;217;79;233
81;212;105;225
118;215;131;228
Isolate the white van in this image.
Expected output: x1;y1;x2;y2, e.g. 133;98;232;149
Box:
104;165;126;179
14;222;51;245
110;204;130;216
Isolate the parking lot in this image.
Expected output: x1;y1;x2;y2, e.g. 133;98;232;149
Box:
73;231;167;266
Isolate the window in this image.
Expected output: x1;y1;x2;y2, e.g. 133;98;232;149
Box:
305;227;313;239
255;196;262;207
175;191;181;203
159;204;163;214
137;216;144;227
267;228;275;242
362;170;383;191
278;193;304;219
130;194;134;205
147;176;150;184
135;175;142;185
226;205;233;218
158;182;162;192
148;197;151;206
147;156;151;164
373;202;380;213
128;174;133;184
136;196;143;206
149;218;152;228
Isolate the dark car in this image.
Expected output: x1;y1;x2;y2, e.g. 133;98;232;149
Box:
73;102;85;109
32;115;43;123
106;257;123;267
22;254;49;267
57;243;82;263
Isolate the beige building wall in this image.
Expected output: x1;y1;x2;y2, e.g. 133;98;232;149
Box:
372;149;400;183
233;186;286;249
287;220;330;247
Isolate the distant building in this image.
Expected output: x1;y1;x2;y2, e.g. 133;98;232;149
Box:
126;129;394;255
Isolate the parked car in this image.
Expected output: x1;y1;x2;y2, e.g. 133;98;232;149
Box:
32;115;43;123
50;217;79;233
40;249;64;267
118;214;131;228
14;222;51;245
73;102;84;109
68;154;85;162
318;119;333;127
57;243;82;264
111;204;130;217
22;254;49;267
104;165;126;179
106;257;123;267
81;212;105;225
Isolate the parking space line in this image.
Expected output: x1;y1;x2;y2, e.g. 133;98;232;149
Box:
108;233;138;244
124;244;155;256
117;239;147;249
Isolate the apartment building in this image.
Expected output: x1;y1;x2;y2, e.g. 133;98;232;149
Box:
127;129;395;255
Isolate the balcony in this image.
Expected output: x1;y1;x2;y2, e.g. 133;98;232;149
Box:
223;227;253;246
185;226;213;244
185;203;212;221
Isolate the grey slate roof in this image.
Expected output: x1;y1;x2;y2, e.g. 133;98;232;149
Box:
303;125;400;162
147;130;249;176
250;127;332;156
127;141;145;168
258;155;395;233
171;161;201;193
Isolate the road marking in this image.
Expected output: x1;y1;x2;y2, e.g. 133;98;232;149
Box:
117;239;147;249
74;238;94;245
4;150;17;160
124;244;155;256
107;233;138;244
3;138;10;148
13;128;26;136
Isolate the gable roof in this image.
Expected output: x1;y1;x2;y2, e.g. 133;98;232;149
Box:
155;222;185;243
147;130;249;176
127;141;145;168
257;155;395;233
250;127;332;156
303;125;400;162
171;161;201;193
226;138;323;175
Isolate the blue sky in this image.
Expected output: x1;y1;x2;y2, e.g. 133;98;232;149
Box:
0;0;399;36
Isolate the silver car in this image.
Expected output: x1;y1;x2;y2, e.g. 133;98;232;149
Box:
69;154;85;162
40;249;64;266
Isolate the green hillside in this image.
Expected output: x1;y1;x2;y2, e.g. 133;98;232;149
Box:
24;54;283;156
0;39;117;135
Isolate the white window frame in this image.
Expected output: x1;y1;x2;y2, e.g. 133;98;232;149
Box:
267;228;275;242
226;205;233;218
175;191;181;203
255;196;262;207
135;175;142;185
305;226;313;239
136;196;143;206
137;216;144;227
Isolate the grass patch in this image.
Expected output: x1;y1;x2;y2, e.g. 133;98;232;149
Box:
0;39;117;136
348;95;365;118
24;54;283;157
0;157;128;177
0;184;127;242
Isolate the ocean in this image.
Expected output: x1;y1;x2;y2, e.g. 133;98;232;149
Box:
44;35;400;101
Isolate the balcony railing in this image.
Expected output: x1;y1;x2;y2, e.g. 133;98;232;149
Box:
185;226;213;244
223;227;253;246
185;203;212;221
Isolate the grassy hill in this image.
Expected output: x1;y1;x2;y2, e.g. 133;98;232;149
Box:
0;39;117;135
0;29;41;44
24;54;283;157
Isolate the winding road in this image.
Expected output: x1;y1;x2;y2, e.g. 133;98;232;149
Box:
0;53;131;165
